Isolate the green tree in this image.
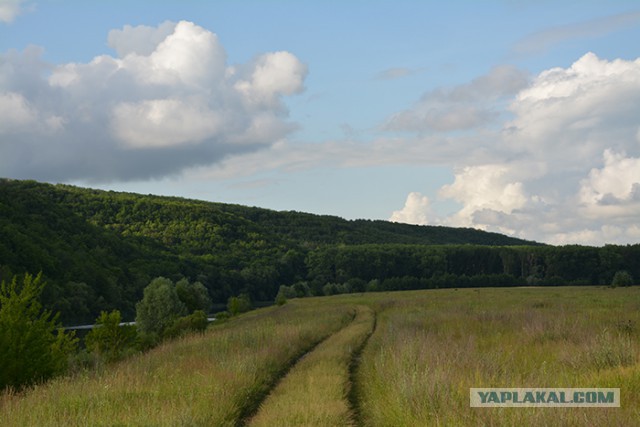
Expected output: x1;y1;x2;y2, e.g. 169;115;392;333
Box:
611;271;633;288
175;278;212;313
0;273;77;391
227;293;252;316
85;310;137;363
135;277;187;340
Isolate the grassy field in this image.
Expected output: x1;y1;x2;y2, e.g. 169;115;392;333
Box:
2;286;639;426
248;305;375;426
0;303;354;426
355;287;640;425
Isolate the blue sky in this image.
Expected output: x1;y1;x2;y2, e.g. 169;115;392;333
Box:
1;0;640;245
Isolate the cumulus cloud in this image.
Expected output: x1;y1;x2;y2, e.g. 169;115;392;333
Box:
107;21;177;57
389;53;640;245
579;150;640;217
0;20;307;181
389;192;431;225
439;164;527;227
0;0;27;23
384;65;529;132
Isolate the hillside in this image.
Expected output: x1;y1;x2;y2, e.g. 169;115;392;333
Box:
1;178;638;325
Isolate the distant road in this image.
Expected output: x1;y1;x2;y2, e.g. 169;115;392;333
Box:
65;319;216;330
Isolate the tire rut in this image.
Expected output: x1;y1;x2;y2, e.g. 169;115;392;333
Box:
236;308;358;426
244;305;375;427
346;308;377;427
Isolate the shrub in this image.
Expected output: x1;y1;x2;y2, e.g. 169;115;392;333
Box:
275;292;287;306
0;273;77;390
165;310;209;338
227;293;252;316
292;282;312;297
276;285;297;300
176;279;212;313
85;310;137;363
611;271;633;288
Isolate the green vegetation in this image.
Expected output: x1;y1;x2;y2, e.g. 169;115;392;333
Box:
611;270;634;287
248;305;375;426
1;179;638;327
0;274;77;391
3;287;638;425
1;178;542;325
0;301;353;426
135;277;187;340
85;310;137;364
356;287;640;425
175;278;211;313
227;293;253;316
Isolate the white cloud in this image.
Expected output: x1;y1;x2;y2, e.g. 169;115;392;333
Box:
107;21;177;57
579;150;640;219
389;192;431;225
0;0;26;23
389;53;640;245
438;164;528;228
507;52;640;163
234;51;307;107
112;97;223;149
0;21;307;181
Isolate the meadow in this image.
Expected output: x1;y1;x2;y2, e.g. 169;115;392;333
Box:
2;286;639;426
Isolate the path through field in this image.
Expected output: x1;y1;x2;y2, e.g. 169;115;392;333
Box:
244;305;376;427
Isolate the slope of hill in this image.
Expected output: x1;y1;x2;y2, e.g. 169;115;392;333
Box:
3;178;638;325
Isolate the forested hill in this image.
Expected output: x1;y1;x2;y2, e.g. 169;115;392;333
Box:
2;178;638;325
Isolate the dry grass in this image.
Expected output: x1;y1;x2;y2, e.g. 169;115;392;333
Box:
355;287;640;426
3;286;639;426
0;301;353;426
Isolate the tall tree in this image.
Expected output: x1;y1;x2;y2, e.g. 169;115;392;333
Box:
135;277;187;339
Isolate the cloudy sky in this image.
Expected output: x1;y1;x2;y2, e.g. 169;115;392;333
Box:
1;0;639;245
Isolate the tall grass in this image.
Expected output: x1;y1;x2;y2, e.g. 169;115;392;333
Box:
248;305;375;427
356;287;640;426
3;287;639;426
0;301;353;426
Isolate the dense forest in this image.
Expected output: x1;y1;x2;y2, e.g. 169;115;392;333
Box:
1;178;637;325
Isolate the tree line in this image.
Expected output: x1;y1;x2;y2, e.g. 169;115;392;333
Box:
0;179;637;326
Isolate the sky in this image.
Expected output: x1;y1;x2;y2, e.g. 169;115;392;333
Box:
1;0;640;246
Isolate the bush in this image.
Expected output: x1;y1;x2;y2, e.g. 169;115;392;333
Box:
611;271;633;288
227;293;252;316
214;311;230;322
322;283;339;296
85;310;137;363
276;285;297;300
0;273;77;390
176;279;212;313
165;310;209;338
292;282;312;297
275;292;287;306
